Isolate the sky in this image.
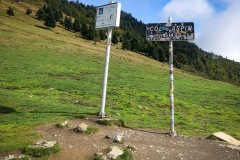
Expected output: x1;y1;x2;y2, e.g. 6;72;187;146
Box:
78;0;240;62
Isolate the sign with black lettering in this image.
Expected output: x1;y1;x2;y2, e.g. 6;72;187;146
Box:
95;3;121;29
146;22;195;41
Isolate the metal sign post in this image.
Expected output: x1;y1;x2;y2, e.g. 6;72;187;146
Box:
99;27;112;118
146;17;195;136
168;16;176;136
95;1;121;118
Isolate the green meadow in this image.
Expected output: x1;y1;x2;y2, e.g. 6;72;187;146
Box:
0;1;239;152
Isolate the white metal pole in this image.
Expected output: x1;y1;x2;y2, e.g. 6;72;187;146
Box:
168;16;176;136
99;27;112;118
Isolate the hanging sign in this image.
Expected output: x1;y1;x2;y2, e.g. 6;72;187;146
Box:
95;2;121;29
146;22;195;41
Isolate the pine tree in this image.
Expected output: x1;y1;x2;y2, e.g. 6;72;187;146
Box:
36;8;46;20
84;26;95;40
64;16;72;30
26;8;32;15
158;46;166;62
99;30;107;41
7;7;14;16
44;8;56;29
130;37;140;52
81;21;88;37
112;32;118;45
73;18;81;32
94;30;100;44
122;39;131;50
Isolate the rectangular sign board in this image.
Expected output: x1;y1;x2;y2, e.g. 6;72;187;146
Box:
146;22;195;41
95;2;121;29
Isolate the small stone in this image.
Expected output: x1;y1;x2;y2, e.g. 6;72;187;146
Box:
61;120;68;126
105;135;111;139
107;146;123;159
5;155;15;160
138;105;143;109
30;140;56;149
101;156;107;160
95;152;104;156
74;123;88;132
113;133;124;143
127;145;136;151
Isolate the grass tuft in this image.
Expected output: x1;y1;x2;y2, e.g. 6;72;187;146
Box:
95;119;125;127
23;142;60;157
117;148;133;160
84;126;99;135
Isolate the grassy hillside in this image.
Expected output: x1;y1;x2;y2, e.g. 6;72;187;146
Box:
0;0;239;152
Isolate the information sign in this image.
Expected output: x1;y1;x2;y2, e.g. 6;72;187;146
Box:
146;22;195;41
95;2;121;29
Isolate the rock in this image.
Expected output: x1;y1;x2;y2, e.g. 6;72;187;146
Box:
4;155;15;160
61;120;68;127
95;146;125;160
208;132;240;146
74;123;88;132
138;105;149;110
95;151;104;156
138;105;143;110
30;140;56;149
105;135;111;139
127;145;137;151
4;154;28;160
113;133;124;143
107;146;124;159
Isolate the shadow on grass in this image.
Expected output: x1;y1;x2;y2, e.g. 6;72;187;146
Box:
29;110;97;118
35;25;50;30
0;105;17;114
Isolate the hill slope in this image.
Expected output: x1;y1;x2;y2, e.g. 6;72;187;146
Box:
0;0;239;154
37;0;240;86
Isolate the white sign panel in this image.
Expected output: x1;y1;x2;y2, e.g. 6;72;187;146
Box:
95;2;121;29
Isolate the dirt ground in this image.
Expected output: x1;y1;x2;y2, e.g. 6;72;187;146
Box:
2;118;239;160
29;118;239;160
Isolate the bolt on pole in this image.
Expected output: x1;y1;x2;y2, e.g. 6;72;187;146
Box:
168;16;177;136
99;27;112;118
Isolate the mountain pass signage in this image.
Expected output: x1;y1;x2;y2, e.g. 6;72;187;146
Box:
146;22;195;41
146;17;195;136
96;2;122;118
95;2;121;29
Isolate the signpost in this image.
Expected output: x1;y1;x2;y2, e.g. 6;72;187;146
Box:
146;22;194;41
95;1;121;118
96;2;121;29
147;17;195;136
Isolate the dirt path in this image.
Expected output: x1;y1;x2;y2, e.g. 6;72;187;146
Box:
35;118;240;160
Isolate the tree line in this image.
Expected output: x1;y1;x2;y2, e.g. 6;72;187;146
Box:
10;0;239;86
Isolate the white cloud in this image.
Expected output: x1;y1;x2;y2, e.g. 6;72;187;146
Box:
196;0;240;62
159;0;214;22
160;0;240;62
